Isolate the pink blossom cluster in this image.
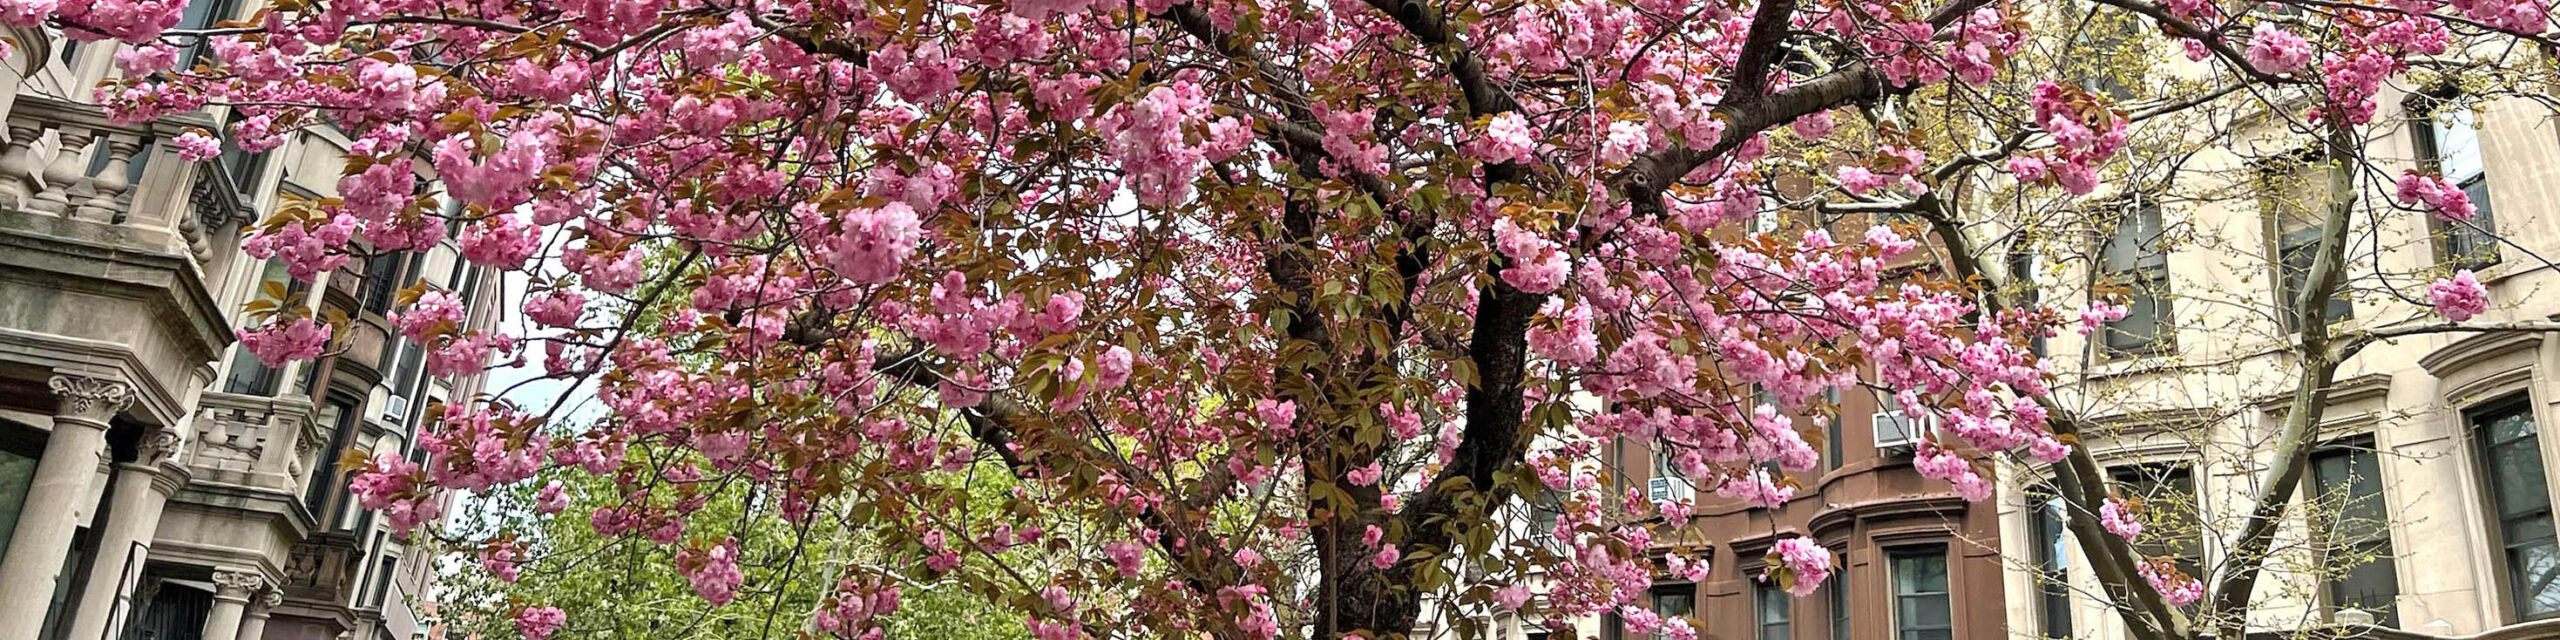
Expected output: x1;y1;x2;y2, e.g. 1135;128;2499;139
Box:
679;540;745;606
2140;558;2204;607
812;578;902;640
236;316;331;368
1768;536;1833;597
2010;83;2128;194
2429;270;2490;322
481;542;523;582
2245;24;2315;74
515;606;566;640
2394;171;2479;222
2101;497;2144;541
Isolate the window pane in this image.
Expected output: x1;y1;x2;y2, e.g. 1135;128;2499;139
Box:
2329;541;2400;626
1759;580;1792;640
2512;541;2560;620
0;447;34;568
1891;548;1951;640
1830;564;1850;640
2488;441;2552;519
2032;492;2073;638
2433;111;2484;182
2105;276;2167;352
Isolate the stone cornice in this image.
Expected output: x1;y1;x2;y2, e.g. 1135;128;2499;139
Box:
2417;329;2542;378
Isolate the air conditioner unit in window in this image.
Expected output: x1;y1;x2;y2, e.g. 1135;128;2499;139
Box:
380;396;410;425
1645;476;1695;503
1873;409;1938;455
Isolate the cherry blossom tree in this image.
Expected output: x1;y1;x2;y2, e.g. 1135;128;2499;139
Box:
30;0;2559;636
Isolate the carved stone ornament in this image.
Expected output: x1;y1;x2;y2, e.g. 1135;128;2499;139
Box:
211;568;265;598
253;589;283;610
139;427;185;463
48;374;136;423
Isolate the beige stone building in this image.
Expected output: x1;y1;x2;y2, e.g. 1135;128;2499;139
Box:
0;9;494;640
1987;57;2560;640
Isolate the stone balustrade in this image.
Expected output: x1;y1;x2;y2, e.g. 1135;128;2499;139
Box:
191;391;317;492
0;94;255;277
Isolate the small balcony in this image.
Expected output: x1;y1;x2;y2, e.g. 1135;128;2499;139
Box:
190;390;319;493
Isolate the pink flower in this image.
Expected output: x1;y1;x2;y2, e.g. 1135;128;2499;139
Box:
1347;461;1383;486
680;540;745;606
2100;497;2144;541
1471;112;1539;164
820;203;924;284
516;606;566;640
482;544;523;582
526;289;587;328
116;44;178;76
1105;541;1144;577
2244;24;2313;74
2394;171;2477;222
1768;536;1832;596
171;130;223;163
2429;270;2489;322
1369;545;1400;569
1837;166;1889;195
459;214;540;270
237;316;332;366
1492;218;1569;293
2140;558;2203;606
1093;345;1134;390
1493;585;1532;611
534;481;570;514
2078;301;2128;336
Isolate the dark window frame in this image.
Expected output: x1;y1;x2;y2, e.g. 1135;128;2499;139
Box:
2310;438;2399;625
1889;545;1953;640
1829;552;1850;640
2030;484;2074;638
2470;395;2560;622
1757;576;1793;640
2099;200;2174;357
1651;582;1698;640
2410;92;2499;271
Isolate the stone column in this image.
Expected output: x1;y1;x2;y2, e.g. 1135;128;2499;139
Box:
0;375;133;640
201;569;261;640
64;429;188;640
236;590;279;640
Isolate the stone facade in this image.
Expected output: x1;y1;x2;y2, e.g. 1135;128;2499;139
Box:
1982;51;2560;640
0;10;492;640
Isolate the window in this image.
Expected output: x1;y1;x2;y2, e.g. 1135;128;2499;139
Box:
363;253;416;317
0;423;43;570
1652;583;1696;639
1890;547;1952;640
2111;464;2203;579
223;259;304;396
172;0;240;71
2100;202;2172;355
367;554;400;607
1828;556;1850;640
2413;95;2497;270
2260;159;2352;329
1822;388;1844;471
2473;399;2559;621
2008;244;2046;357
306;397;360;512
1757;578;1792;640
2030;486;2073;638
2311;443;2398;625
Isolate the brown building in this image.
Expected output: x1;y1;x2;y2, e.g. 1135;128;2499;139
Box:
1593;210;2008;640
1604;380;2008;640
